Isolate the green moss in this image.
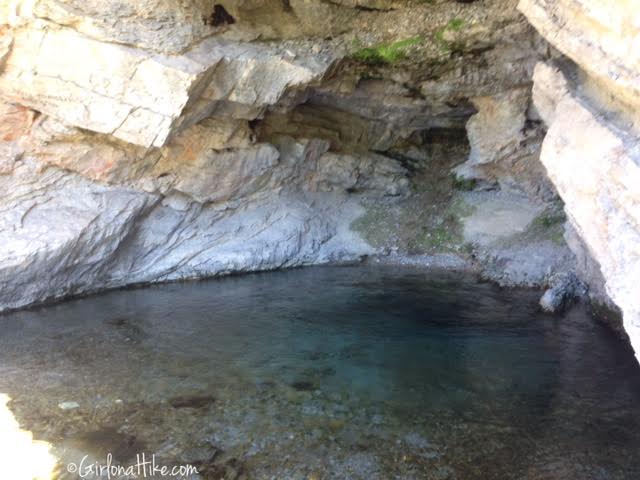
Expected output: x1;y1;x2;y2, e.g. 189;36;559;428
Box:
530;210;566;230
350;207;394;248
408;198;475;253
527;209;567;245
351;191;475;255
434;18;466;53
411;225;455;251
447;18;465;31
550;230;565;245
352;36;424;65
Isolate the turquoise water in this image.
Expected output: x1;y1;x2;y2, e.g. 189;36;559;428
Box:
0;265;639;479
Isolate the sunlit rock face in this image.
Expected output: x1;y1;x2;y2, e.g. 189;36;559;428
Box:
519;0;640;124
454;86;554;200
517;0;640;358
0;27;330;147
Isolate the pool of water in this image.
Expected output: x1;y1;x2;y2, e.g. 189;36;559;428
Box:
0;265;639;479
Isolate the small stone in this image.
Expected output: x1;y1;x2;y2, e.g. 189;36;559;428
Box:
371;414;384;425
539;272;582;313
58;401;80;410
539;288;563;312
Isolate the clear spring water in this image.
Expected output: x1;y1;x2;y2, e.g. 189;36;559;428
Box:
0;265;639;479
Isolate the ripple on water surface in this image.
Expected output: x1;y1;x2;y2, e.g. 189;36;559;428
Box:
0;265;639;479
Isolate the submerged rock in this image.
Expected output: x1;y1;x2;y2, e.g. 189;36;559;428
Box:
58;401;80;411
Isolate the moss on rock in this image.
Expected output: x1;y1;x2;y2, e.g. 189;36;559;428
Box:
352;36;424;65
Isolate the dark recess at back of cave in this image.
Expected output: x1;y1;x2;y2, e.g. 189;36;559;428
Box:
205;4;236;27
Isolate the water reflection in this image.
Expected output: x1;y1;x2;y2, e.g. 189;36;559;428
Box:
0;265;639;479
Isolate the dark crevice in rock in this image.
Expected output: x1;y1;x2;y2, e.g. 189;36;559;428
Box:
281;0;293;12
354;5;394;12
206;4;236;27
420;127;470;146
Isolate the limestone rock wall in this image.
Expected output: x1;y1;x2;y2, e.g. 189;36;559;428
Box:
0;26;330;147
0;0;561;313
518;0;640;359
519;0;640;124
